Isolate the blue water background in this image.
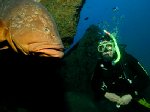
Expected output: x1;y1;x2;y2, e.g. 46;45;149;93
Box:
72;0;150;74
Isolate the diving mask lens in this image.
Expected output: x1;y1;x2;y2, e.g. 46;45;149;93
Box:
98;42;114;52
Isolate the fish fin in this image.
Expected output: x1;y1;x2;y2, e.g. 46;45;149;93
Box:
0;46;9;50
5;28;18;52
0;19;7;42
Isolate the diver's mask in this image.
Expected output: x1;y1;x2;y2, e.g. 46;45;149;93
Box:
97;41;115;53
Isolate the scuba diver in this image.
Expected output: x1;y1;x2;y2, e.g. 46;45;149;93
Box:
91;29;150;112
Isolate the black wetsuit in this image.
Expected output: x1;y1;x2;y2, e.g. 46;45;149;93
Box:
91;51;150;112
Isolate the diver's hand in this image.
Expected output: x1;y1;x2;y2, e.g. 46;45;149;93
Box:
104;92;121;103
117;94;132;105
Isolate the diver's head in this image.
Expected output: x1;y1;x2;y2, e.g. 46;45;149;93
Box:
97;31;116;62
97;29;121;64
98;40;116;62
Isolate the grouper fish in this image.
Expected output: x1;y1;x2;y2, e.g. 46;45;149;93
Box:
0;0;64;58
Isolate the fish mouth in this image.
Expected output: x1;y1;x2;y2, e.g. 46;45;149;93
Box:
35;47;64;58
29;43;64;58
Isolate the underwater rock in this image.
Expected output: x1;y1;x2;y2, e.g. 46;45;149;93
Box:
65;91;99;112
0;0;64;58
60;25;100;92
33;0;41;2
41;0;86;48
59;25;101;112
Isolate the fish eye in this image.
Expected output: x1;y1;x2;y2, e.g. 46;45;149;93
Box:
44;27;50;33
